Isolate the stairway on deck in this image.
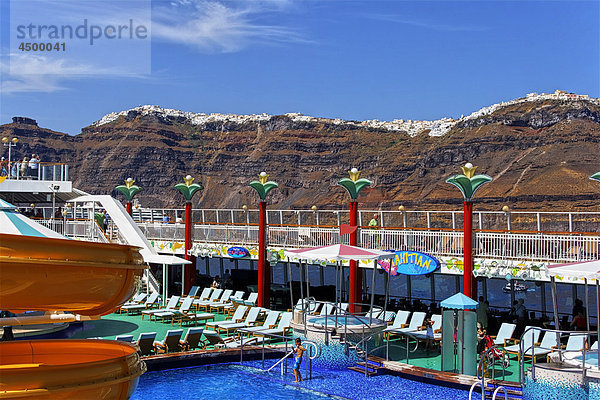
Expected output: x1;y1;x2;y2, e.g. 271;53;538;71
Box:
348;356;387;376
480;379;523;400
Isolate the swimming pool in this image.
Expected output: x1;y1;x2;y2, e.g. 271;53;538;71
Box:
130;362;466;400
308;315;379;327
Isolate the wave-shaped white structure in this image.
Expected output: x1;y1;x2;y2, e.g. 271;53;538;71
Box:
92;90;599;137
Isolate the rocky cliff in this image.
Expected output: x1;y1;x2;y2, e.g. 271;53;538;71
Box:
1;91;599;212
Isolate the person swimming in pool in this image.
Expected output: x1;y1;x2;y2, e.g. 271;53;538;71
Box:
292;337;305;383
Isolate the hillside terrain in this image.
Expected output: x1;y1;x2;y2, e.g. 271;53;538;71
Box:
1;91;599;212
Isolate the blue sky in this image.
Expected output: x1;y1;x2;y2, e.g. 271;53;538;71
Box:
1;0;598;135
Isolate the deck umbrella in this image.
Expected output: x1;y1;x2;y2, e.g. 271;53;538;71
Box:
285;245;395;316
546;259;600;367
441;292;479;310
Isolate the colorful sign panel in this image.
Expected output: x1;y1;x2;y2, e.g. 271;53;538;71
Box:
227;246;249;258
379;251;440;276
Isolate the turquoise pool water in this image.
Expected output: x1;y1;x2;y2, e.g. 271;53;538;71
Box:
130;362;466;400
308;315;374;326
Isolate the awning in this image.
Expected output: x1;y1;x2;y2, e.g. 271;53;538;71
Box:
546;260;600;280
140;249;192;265
441;292;479;310
284;244;395;262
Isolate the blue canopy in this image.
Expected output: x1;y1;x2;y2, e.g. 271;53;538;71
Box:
441;292;478;310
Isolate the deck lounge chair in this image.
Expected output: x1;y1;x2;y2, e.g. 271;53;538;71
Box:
202;330;260;349
178;286;200;302
383;311;411;333
504;326;541;357
252;312;293;338
206;305;248;330
194;289;223;310
231;291;245;300
175;308;216;326
119;293;147;311
388;312;426;336
136;332;157;356
520;331;559;359
154;297;195;323
491;323;516;347
197;287;213;301
178;327;205;351
142;296;180;320
223;291;246;314
115;335;134;342
208;289;234;312
154;329;184;354
378;311;397;322
316;303;335;316
243;292;259;307
120;292;160;315
240;310;281;336
413;314;442;340
217;307;261;335
292;299;319;314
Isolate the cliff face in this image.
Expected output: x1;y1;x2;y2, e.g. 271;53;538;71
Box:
1;94;599;211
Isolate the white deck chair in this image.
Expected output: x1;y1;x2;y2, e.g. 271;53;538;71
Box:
240;311;281;336
208;289;234;312
217;307;261;335
194;288;223;309
504;327;541;355
390;312;427;335
384;311;411;333
522;331;559;359
492;323;516;347
154;297;194;323
243;292;259;307
142;296;180;319
206;305;248;330
413;314;442;340
202;330;260;348
253;312;293;338
318;303;335;316
120;292;160;315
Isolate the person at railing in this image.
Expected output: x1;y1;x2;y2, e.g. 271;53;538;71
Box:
292;337;305;383
0;158;7;176
10;160;19;178
20;157;28;179
28;154;39;178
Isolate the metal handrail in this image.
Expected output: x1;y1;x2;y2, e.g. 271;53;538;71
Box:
477;345;509;383
468;381;483;400
518;326;595;386
492;386;508;400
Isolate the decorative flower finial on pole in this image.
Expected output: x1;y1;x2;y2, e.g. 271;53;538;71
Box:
249;171;278;200
115;178;143;201
115;178;143;215
591;171;600;183
337;168;372;200
446;162;493;300
175;175;204;202
446;162;493;201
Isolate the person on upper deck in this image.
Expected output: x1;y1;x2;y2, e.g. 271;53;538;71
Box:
28;154;39;178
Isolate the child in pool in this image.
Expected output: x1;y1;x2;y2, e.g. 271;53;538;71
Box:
292;337;305;383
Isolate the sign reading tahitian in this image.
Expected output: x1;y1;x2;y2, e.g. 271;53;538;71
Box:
379;251;440;276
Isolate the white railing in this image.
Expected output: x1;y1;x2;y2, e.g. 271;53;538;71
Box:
41;219;600;264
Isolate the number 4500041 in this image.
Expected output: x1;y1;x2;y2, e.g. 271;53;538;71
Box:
18;42;66;52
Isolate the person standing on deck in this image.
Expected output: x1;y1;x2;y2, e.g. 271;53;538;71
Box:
20;157;28;179
477;296;489;329
292;337;305;383
28;154;39;179
368;214;379;246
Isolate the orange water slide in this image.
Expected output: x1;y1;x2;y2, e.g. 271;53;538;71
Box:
0;233;149;399
0;234;146;315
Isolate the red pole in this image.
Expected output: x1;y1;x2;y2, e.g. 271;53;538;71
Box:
126;202;132;216
349;201;361;312
257;201;270;308
463;200;475;299
184;201;195;293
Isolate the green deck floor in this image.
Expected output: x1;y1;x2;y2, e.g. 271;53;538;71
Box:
70;311;524;381
71;309;234;342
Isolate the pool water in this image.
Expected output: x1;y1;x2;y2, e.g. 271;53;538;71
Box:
130;361;466;400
